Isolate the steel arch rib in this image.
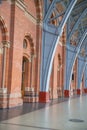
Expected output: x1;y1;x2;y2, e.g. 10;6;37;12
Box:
84;64;87;88
40;0;77;92
67;8;87;42
65;29;87;90
78;58;86;89
44;0;60;22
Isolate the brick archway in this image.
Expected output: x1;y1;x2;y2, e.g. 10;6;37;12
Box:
0;16;9;41
24;33;35;55
22;34;37;102
21;56;29;98
0;16;9;94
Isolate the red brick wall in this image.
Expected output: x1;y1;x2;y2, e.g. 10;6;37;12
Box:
0;0;42;107
24;0;36;18
0;0;75;106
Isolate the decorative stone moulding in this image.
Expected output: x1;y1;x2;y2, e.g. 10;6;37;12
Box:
24;87;38;103
0;48;3;54
0;88;7;94
3;41;10;48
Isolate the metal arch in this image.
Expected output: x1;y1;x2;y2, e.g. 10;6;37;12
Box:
84;63;87;88
44;0;59;22
74;0;87;10
67;8;87;43
64;29;87;90
77;37;87;89
80;37;87;50
77;56;86;89
40;0;77;92
49;11;65;22
43;0;51;18
65;45;77;90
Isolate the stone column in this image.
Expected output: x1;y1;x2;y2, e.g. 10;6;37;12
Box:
2;45;6;89
26;60;30;90
57;68;60;97
0;41;10;94
24;55;34;92
29;54;34;90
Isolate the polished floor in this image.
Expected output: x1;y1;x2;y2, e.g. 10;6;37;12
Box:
0;95;87;130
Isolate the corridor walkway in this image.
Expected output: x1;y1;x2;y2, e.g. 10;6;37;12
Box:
0;95;87;130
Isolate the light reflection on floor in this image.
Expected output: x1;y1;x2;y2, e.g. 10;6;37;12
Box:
0;95;87;130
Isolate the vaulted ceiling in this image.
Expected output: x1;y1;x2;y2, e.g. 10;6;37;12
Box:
46;0;87;57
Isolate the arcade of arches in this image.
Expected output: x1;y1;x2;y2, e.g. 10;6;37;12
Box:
0;0;87;108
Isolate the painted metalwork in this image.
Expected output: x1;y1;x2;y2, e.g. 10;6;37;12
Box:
40;0;77;92
65;29;87;90
67;8;87;43
65;0;87;91
84;64;87;88
77;56;86;89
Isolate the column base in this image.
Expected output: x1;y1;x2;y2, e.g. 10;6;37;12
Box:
52;89;58;99
0;88;7;94
0;93;23;109
64;90;69;97
77;89;80;95
57;88;63;97
39;92;49;103
23;91;38;102
84;88;87;93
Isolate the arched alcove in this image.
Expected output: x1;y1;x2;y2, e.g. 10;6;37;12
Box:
0;16;9;91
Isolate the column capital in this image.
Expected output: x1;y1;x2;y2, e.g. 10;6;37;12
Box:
0;48;3;54
0;88;7;94
1;41;10;48
29;54;36;62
